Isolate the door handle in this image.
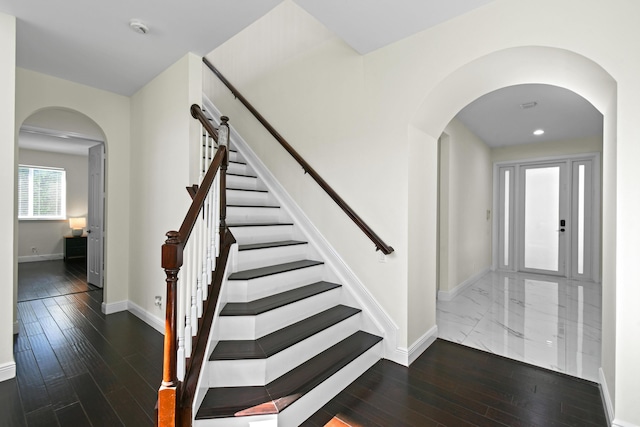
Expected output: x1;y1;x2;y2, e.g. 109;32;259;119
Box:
86;230;92;234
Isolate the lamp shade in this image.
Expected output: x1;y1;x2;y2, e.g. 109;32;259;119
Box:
69;217;86;229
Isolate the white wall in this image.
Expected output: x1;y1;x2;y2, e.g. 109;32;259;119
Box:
15;68;132;309
207;0;410;348
492;136;603;163
18;149;89;260
439;119;492;294
129;53;202;323
209;1;640;423
0;11;16;381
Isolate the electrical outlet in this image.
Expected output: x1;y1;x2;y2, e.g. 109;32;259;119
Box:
154;296;162;307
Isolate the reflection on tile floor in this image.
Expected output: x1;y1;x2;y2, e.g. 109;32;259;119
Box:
437;270;602;382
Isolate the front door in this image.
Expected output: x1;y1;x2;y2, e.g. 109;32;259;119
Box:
518;162;568;276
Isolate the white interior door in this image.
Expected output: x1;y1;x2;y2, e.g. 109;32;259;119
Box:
519;162;568;276
88;144;104;287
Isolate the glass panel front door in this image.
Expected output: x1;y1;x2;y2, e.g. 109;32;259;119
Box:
520;163;567;275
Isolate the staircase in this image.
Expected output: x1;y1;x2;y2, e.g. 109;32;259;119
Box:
191;142;384;426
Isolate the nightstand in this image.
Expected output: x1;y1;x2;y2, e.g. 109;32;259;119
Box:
64;235;87;261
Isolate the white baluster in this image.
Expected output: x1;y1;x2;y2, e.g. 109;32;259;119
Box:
184;241;192;355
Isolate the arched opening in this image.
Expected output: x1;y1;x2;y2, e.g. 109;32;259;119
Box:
436;83;603;380
408;46;616;382
16;107;106;314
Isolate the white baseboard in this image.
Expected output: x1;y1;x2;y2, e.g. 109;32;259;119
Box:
391;325;438;367
101;300;164;335
102;300;128;315
127;301;165;335
0;361;16;382
18;253;64;263
600;367;614;426
438;267;490;301
613;420;640;427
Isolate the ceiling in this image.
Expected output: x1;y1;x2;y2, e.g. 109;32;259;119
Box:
2;0;603;153
456;84;603;147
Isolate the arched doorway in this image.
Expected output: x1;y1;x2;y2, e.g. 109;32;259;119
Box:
408;44;616;386
16;107;106;307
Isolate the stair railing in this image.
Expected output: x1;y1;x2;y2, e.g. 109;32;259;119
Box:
158;105;235;427
203;58;394;255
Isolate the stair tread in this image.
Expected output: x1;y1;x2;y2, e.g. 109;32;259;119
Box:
227;204;280;209
197;331;382;419
238;240;307;251
211;306;359;360
220;281;341;316
228;259;322;280
210;305;360;360
227;187;268;193
227;222;293;227
228;172;258;178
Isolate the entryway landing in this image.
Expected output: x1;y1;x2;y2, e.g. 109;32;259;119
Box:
437;270;601;382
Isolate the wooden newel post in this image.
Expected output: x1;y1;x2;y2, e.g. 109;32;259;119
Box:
159;230;183;427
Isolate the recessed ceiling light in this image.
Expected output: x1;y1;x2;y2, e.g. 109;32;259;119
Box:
129;19;149;35
533;129;545;136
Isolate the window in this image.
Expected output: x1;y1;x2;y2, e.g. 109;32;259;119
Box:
18;165;66;220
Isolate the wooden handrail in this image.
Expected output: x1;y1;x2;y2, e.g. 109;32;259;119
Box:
158;108;232;427
203;58;394;255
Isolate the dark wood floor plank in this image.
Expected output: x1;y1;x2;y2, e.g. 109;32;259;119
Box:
105;387;154;427
68;373;123;427
305;340;608;427
14;349;50;414
0;378;27;427
25;406;61;427
55;402;91;427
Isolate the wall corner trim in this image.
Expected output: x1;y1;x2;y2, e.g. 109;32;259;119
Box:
127;301;165;335
438;267;490;301
599;367;614;426
101;300;164;335
0;361;16;383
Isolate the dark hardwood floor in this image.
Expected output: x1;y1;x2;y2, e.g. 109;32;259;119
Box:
4;260;163;426
6;260;608;427
303;339;608;427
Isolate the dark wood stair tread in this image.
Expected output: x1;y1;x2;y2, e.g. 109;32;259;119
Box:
220;281;341;316
238;240;307;251
210;305;360;360
228;172;258;178
227;204;280;208
227;222;293;228
197;331;382;419
227;187;268;193
228;260;323;281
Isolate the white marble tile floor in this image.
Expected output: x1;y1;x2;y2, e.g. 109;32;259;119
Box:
437;270;602;382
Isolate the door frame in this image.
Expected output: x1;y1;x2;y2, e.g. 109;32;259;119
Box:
492;152;601;281
87;143;105;287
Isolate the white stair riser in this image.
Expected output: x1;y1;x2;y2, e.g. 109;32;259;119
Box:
228;162;252;176
227;189;271;206
227;265;325;302
217;287;342;340
227;174;259;190
209;313;362;387
227;206;284;224
230;225;295;246
236;244;308;271
228;150;241;163
277;341;383;427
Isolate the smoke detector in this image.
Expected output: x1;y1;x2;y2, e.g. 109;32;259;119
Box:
519;101;538;109
129;19;149;35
